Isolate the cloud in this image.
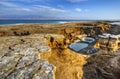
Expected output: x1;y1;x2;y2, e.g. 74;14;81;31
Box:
0;1;17;7
0;1;66;19
0;0;47;2
17;8;32;11
67;0;87;3
75;8;90;12
75;8;82;12
34;5;66;12
0;2;32;13
0;1;66;13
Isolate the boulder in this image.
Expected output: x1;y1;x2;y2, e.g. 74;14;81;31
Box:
45;34;70;49
83;50;120;79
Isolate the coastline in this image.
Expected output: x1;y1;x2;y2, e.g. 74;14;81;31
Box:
0;20;120;26
0;20;99;26
0;21;116;36
0;21;107;36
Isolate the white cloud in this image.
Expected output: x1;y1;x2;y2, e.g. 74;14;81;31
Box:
34;5;66;12
17;8;31;11
67;0;87;3
0;0;47;2
0;1;17;7
0;1;32;12
75;8;82;12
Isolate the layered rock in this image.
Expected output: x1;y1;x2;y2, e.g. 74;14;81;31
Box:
0;34;55;79
95;34;120;51
57;27;85;42
45;34;70;49
57;24;112;42
83;49;120;79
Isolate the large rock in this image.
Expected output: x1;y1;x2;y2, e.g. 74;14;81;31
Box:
83;50;120;79
0;34;55;79
96;35;120;51
45;34;70;49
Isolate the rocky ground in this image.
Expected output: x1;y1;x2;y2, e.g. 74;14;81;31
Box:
83;49;120;79
0;34;55;79
0;21;120;79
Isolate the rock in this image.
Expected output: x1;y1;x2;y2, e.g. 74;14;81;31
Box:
41;48;87;79
96;34;120;51
0;22;119;79
0;54;22;79
0;34;55;79
83;50;120;79
65;27;75;33
45;34;70;49
6;60;54;79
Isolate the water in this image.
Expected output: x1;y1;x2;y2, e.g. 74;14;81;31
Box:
110;22;120;25
0;20;93;26
69;43;88;52
82;37;95;43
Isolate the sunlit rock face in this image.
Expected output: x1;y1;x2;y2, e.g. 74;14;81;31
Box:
56;23;112;43
41;46;87;79
96;34;120;51
108;38;119;51
40;34;88;79
57;27;85;42
45;34;70;49
0;34;55;79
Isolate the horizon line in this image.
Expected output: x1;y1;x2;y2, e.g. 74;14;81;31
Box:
0;18;120;21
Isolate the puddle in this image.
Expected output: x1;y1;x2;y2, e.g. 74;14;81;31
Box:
69;43;88;52
81;37;95;43
69;37;98;54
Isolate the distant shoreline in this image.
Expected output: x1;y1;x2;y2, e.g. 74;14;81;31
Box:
0;20;120;26
0;20;102;26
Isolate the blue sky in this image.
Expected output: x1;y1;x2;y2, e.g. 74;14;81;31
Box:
0;0;120;20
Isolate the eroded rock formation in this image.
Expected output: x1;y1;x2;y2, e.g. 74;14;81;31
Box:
40;35;87;79
95;34;120;51
56;23;112;42
45;34;70;49
0;22;120;79
83;50;120;79
0;22;112;37
0;34;55;79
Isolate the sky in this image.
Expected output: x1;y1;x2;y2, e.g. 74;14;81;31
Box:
0;0;120;20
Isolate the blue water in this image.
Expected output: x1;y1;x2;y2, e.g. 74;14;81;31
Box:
0;20;93;26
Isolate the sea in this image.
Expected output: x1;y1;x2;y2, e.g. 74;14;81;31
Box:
0;20;120;26
110;22;120;25
0;20;93;26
